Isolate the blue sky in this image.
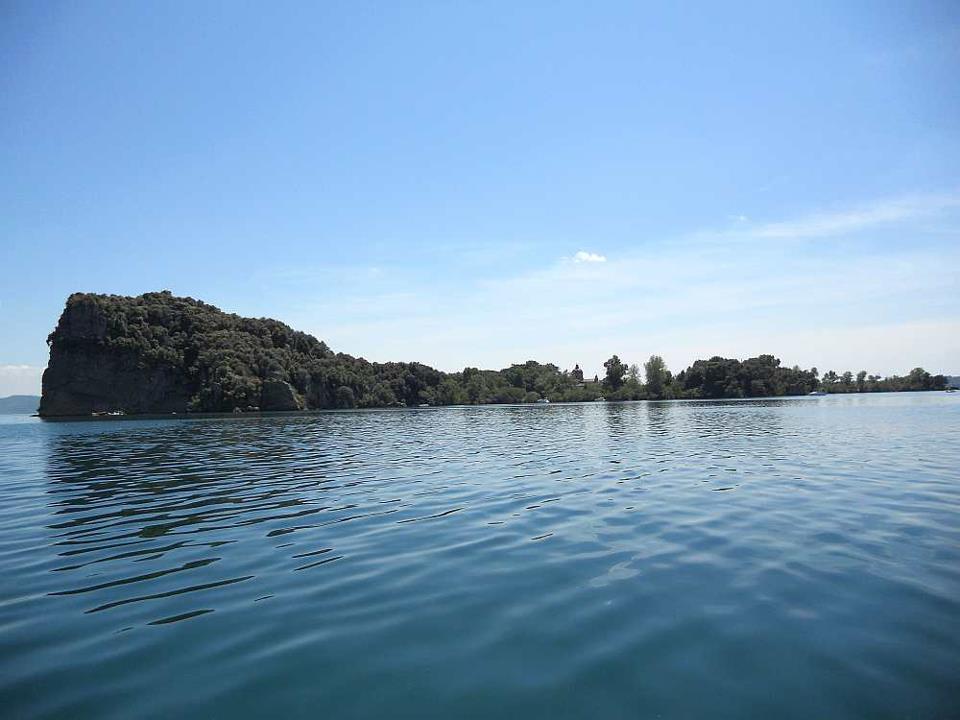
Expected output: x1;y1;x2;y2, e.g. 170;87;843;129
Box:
2;1;959;395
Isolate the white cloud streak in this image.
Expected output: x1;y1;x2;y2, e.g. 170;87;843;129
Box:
746;193;960;240
572;251;607;263
681;193;960;249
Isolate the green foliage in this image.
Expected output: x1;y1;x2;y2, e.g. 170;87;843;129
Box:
603;355;627;390
673;355;819;398
819;366;946;393
335;386;356;409
670;355;945;398
644;355;669;399
49;292;445;413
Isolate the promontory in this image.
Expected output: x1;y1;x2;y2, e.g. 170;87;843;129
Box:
38;291;947;417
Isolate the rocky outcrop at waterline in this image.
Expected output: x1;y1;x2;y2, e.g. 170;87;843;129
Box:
40;347;190;416
40;294;203;416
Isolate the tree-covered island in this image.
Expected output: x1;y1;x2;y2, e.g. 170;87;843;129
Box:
38;292;949;416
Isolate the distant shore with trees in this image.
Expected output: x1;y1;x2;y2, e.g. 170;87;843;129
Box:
439;353;947;405
39;292;950;416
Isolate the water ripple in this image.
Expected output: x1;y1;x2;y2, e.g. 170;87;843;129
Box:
0;394;958;718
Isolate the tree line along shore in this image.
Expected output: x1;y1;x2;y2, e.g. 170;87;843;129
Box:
39;291;949;416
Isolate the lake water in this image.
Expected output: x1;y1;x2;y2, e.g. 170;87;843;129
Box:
1;393;958;718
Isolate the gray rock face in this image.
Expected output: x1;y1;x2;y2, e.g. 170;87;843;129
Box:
40;347;190;416
39;299;190;417
260;379;303;411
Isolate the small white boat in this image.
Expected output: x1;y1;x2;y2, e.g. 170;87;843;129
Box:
593;397;606;402
808;391;827;396
536;398;550;404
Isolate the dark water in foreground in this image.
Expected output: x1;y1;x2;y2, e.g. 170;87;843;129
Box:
1;394;958;719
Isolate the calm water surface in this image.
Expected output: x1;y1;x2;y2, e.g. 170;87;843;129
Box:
1;394;958;718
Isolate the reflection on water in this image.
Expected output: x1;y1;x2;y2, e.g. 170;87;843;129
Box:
1;394;959;719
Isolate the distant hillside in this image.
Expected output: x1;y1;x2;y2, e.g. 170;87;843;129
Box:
946;376;960;389
0;395;40;414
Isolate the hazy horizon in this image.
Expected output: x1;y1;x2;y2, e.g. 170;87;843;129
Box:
2;2;959;396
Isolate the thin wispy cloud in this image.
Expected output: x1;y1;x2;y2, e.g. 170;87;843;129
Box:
749;193;960;239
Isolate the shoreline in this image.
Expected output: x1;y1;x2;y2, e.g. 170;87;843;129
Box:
33;389;955;423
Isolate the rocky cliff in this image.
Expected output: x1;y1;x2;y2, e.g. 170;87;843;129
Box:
40;295;193;416
40;292;318;416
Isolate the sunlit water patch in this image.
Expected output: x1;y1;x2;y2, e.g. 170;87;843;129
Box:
1;393;958;718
